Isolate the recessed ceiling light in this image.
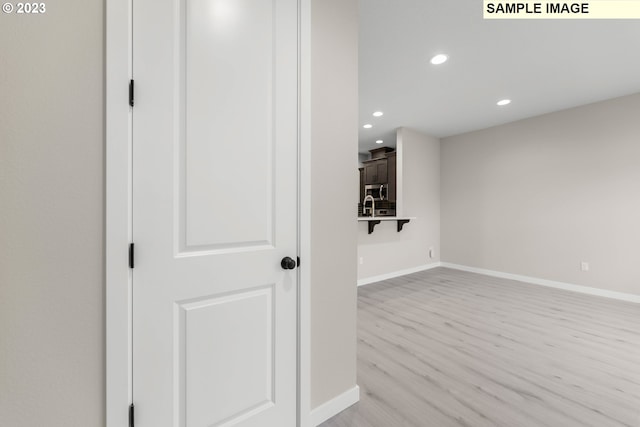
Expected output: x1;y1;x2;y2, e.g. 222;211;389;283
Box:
376;140;383;144
363;124;373;129
430;54;448;65
497;99;511;106
373;111;384;117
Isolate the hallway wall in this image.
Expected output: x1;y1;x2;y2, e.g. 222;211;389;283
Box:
0;1;105;425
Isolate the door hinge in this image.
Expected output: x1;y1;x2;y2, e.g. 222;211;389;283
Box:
129;80;135;107
128;403;135;427
129;243;135;269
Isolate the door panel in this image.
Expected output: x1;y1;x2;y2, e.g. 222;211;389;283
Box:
364;163;376;184
132;0;298;425
375;161;387;183
181;0;276;251
179;286;275;427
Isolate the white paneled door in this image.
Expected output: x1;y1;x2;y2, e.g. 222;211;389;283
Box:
131;0;299;426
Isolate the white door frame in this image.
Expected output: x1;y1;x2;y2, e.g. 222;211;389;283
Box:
105;1;312;425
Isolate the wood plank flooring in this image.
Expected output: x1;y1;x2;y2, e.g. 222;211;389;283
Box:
319;267;640;427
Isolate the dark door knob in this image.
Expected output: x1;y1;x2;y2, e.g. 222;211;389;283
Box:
281;256;296;270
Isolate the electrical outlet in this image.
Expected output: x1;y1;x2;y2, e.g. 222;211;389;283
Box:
359;257;364;265
581;262;589;272
428;247;434;259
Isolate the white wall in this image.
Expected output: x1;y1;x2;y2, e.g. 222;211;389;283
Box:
0;1;105;426
357;128;441;281
310;0;359;412
358;152;369;167
441;93;640;296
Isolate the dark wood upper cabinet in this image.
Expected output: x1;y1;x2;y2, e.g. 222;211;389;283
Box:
369;146;394;159
363;158;388;184
387;152;396;202
359;167;365;203
375;161;387;183
363;162;376;185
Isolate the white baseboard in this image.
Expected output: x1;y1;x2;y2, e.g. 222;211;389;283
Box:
441;262;640;304
357;262;441;286
310;385;360;427
357;261;640;303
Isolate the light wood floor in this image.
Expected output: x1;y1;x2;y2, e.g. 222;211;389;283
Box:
320;267;640;427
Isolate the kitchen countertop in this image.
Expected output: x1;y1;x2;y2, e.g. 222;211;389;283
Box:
357;216;416;221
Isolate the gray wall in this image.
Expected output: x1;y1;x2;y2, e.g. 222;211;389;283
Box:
441;93;640;295
310;0;359;409
357;127;440;280
0;1;105;426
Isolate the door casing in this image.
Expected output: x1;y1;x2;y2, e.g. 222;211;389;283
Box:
105;1;313;425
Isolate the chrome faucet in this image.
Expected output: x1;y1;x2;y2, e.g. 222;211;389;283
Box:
363;195;375;218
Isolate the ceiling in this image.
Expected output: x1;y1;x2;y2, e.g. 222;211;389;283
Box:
358;0;640;153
